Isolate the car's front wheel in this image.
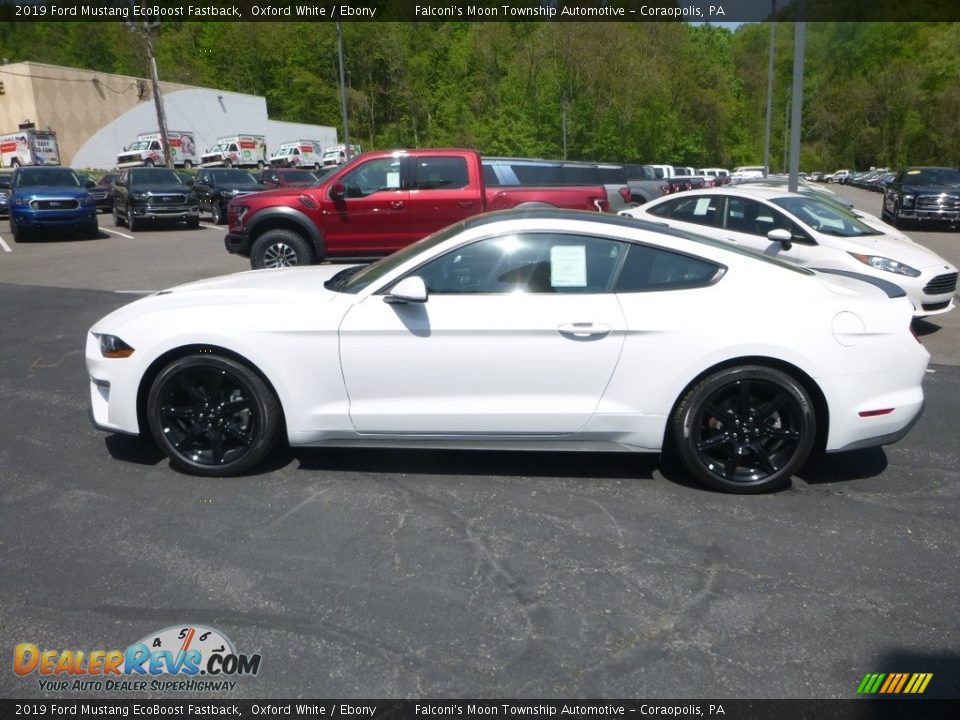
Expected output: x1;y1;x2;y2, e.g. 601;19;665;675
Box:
250;230;314;269
126;204;139;231
112;203;125;227
210;202;223;225
671;365;816;494
146;354;282;477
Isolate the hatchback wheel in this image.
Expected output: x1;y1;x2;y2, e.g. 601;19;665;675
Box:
147;354;282;477
671;366;815;493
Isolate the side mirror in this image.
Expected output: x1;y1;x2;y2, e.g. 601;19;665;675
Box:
767;227;793;251
329;182;346;201
384;276;428;304
85;179;96;188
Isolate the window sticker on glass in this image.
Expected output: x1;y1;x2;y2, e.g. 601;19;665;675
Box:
694;198;712;216
387;171;401;189
551;245;587;287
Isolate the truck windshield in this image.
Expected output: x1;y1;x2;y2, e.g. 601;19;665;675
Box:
129;169;182;185
127;141;151;151
211;170;260;186
16;169;80;187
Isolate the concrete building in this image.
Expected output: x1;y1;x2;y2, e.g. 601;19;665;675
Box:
0;61;337;170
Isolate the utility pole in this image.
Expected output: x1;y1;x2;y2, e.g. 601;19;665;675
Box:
336;22;351;162
128;19;173;169
787;0;806;193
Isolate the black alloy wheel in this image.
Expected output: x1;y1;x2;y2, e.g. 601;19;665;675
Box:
672;366;816;494
147;354;281;477
112;203;124;226
210;202;222;225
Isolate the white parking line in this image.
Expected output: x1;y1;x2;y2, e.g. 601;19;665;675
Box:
198;223;220;230
0;235;10;253
102;227;135;240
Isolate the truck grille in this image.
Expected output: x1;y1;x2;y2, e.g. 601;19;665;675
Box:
147;194;188;205
32;199;80;210
923;272;958;296
916;194;960;211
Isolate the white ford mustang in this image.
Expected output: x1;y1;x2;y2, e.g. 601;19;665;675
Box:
87;210;929;493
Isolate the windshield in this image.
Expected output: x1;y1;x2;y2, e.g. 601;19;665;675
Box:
902;168;960;187
129;169;182;185
331;222;470;294
772;196;880;237
211;169;260;186
15;168;81;188
282;170;319;183
126;141;151;152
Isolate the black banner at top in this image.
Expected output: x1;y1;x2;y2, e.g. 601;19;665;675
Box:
3;0;960;23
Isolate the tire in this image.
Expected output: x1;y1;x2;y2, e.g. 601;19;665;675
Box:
314;163;321;171
210;202;223;225
113;203;125;227
126;204;139;232
257;160;265;169
184;160;193;169
11;225;29;243
83;223;99;239
880;203;890;222
187;217;200;230
891;202;905;229
250;229;314;269
146;354;282;477
224;159;233;168
144;159;155;168
671;365;816;494
11;159;20;168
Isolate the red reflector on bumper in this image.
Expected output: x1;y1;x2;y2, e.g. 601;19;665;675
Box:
859;409;895;417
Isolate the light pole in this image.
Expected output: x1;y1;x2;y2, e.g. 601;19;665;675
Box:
763;1;776;177
336;22;351;162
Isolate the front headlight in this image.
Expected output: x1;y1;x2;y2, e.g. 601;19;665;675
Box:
848;252;921;278
901;193;915;207
95;334;135;359
81;194;95;206
14;196;30;206
130;192;147;201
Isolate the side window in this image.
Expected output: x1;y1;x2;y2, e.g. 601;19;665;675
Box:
339;157;402;198
649;196;721;227
229;144;239;152
410;157;469;191
615;243;722;292
411;233;627;295
725;198;768;236
150;141;161;150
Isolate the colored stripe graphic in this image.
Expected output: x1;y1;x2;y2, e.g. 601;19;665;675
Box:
857;673;932;694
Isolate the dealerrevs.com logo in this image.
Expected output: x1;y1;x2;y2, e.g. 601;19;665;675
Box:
13;625;261;692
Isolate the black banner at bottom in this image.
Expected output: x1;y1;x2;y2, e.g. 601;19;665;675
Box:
1;699;959;720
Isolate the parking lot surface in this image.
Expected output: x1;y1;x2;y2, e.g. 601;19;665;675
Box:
1;193;958;699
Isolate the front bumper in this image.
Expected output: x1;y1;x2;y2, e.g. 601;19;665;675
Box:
224;231;252;255
129;203;199;222
11;206;97;230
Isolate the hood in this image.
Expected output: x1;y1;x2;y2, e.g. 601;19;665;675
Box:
827;231;955;271
129;184;194;194
899;183;960;195
215;182;266;192
90;265;356;333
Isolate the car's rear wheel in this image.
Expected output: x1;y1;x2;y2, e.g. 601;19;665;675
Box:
250;229;314;269
671;366;815;494
147;354;282;477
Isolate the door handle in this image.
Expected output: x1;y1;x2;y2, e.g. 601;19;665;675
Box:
457;200;475;208
557;322;612;340
389;201;405;210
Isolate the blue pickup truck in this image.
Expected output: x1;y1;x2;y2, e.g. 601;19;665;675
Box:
8;166;99;242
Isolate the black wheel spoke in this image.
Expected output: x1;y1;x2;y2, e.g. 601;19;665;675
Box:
161;404;195;420
763;426;800;440
223;424;253;446
737;380;752;418
221;398;252;414
697;434;730;452
722;451;740;480
750;442;779;474
210;430;225;464
755;394;788;423
177;375;205;403
174;424;203;451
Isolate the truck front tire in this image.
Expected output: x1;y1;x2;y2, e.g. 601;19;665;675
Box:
250;230;314;269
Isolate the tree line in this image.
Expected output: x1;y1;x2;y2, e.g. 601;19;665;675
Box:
2;20;959;171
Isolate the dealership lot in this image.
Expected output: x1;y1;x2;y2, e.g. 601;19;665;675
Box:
1;188;958;699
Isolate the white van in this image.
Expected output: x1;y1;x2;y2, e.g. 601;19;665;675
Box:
269;140;324;170
1;127;60;167
321;144;361;167
201;135;268;168
116;131;198;168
